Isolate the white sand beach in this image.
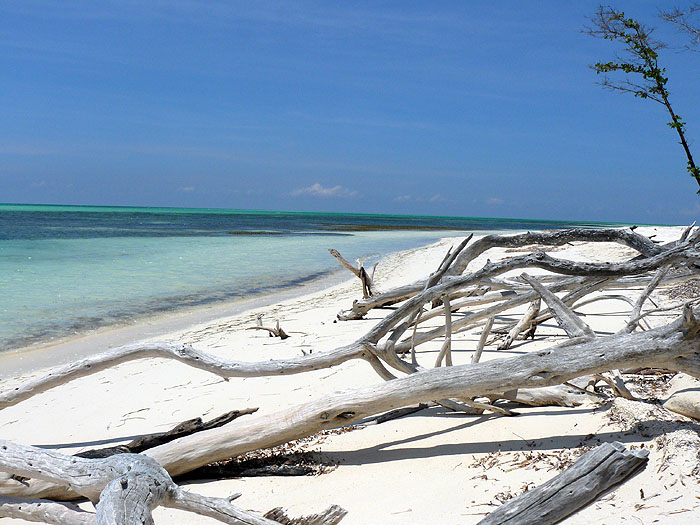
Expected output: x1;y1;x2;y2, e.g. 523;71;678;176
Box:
1;226;699;524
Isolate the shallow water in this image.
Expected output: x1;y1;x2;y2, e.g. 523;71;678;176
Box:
0;205;616;351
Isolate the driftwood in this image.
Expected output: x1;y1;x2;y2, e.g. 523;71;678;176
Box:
247;315;290;339
77;409;258;459
328;249;378;298
2;226;700;523
336;227;667;320
0;441;345;524
479;441;649;525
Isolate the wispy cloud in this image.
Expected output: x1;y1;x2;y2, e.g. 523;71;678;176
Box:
486;197;504;205
291;182;357;198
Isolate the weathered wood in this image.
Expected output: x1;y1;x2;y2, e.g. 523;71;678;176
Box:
472;316;495;364
449;228;663;276
621;265;670;334
0;442;343;524
434;296;453;366
328;249;378;297
264;505;348;525
78;409;257;459
372;244;699;348
521;273;595;340
247;320;290;339
338;228;696;321
497;298;541;350
0;495;93;525
141;308;700;479
478;441;649;525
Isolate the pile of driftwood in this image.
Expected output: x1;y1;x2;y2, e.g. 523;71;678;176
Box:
1;227;700;524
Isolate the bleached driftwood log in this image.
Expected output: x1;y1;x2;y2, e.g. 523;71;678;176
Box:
479;441;649;525
0;441;346;524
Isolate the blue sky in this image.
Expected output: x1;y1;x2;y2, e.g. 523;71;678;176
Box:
2;1;700;224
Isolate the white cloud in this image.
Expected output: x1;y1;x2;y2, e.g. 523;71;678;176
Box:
291;182;357;198
178;186;196;193
394;194;412;202
429;194;442;202
487;197;504;205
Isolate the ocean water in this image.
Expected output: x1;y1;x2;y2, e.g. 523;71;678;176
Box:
0;204;614;352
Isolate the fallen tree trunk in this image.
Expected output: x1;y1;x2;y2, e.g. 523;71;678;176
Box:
5;307;698;501
479;441;649;525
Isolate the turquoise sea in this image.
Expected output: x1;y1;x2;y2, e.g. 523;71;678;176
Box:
0;204;620;352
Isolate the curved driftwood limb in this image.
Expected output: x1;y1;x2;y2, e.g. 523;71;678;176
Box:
448;227;663;276
328;249;378;297
0;342;369;411
427;236;473;308
0;495;93;524
679;221;696;243
479;441;648;525
337;282;423;320
408;308;425;364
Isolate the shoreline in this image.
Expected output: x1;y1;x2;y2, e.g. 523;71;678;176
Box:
0;264;354;380
0;236;464;379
